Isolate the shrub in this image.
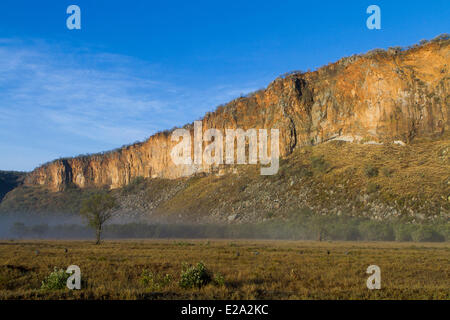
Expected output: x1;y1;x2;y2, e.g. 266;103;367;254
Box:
214;273;225;286
140;269;172;290
366;48;385;56
411;226;445;242
122;176;146;194
342;226;361;241
394;224;414;241
364;165;379;178
388;46;403;53
431;33;449;42
435;223;450;241
299;167;313;178
381;167;393;177
179;262;212;289
360;222;395;241
322;218;362;241
266;212;274;219
310;156;329;173
41;267;69;290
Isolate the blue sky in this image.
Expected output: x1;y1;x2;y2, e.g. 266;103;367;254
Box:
0;0;448;171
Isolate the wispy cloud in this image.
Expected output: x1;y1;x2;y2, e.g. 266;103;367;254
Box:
0;39;265;170
0;42;175;142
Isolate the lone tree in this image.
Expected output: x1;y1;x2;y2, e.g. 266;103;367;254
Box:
80;192;117;244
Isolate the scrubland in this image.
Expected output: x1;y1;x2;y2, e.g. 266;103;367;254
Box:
0;240;448;300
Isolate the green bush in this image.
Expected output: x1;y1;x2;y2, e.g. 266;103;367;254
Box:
411;226;445;242
360;221;395;241
394;224;414;241
381;167;393;177
340;225;361;241
213;273;225;286
41;267;69;290
140;269;172;290
179;262;212;289
364;164;379;178
317;217;361;241
435;223;450;241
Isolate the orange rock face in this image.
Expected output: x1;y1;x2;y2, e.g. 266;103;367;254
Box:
25;40;449;191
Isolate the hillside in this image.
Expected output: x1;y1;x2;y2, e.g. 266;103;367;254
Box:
0;171;26;202
0;36;449;223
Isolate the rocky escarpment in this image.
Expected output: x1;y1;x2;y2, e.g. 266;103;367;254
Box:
25;37;449;191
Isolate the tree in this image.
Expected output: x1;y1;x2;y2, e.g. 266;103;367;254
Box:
310;215;329;241
80;192;117;244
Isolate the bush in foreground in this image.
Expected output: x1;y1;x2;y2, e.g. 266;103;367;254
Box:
179;262;212;289
41;267;69;290
140;270;172;291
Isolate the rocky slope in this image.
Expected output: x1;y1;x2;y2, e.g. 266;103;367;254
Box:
23;37;449;192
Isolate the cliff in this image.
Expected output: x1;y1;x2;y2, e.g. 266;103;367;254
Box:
25;37;449;191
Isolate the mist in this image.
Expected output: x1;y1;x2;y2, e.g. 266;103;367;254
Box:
0;213;85;239
0;211;447;242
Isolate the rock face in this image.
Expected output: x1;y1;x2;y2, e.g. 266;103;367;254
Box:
25;39;449;191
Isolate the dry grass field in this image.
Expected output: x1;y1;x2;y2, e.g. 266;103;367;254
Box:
0;240;448;300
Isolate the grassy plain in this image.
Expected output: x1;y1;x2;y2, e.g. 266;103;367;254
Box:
0;240;448;300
